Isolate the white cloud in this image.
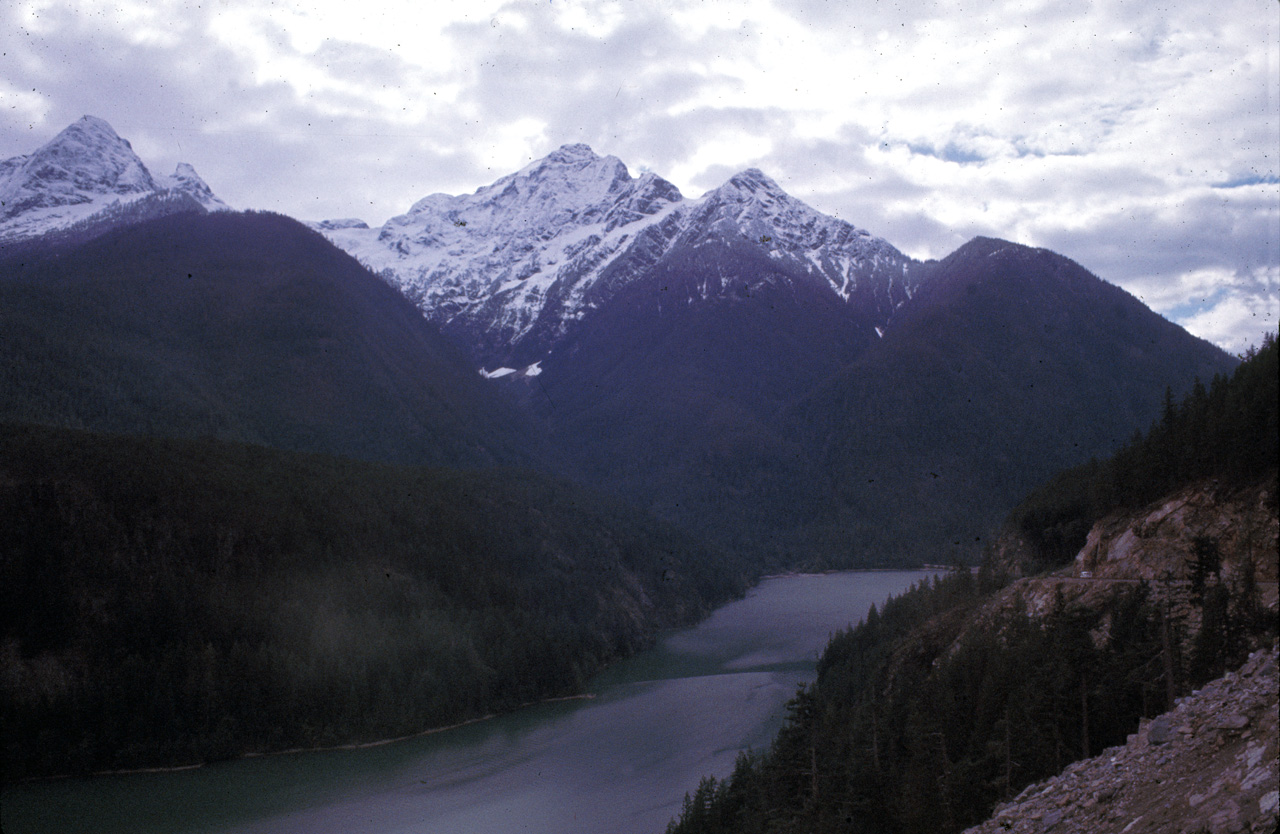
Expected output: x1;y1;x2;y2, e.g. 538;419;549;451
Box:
1176;266;1279;354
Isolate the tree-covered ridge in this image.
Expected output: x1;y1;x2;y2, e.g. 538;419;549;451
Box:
666;333;1278;834
0;424;750;781
790;239;1235;568
1007;331;1277;569
0;210;537;470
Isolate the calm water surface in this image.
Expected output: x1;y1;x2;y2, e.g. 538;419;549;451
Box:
3;570;932;834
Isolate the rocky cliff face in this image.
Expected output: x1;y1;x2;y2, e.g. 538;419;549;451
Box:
964;645;1279;834
1075;478;1278;587
966;480;1277;677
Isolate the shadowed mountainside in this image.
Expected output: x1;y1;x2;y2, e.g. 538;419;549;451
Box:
790;238;1235;564
0;210;538;469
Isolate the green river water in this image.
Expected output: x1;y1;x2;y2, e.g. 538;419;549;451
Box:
3;570;933;834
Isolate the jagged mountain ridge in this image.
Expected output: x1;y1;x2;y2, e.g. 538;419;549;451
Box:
0;116;227;247
314;144;917;368
306;140;1234;559
2;119;1240;564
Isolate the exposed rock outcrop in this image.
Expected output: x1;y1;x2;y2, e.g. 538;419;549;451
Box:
964;645;1279;834
975;476;1278;638
1076;479;1277;587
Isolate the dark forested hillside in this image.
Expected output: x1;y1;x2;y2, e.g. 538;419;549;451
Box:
665;330;1277;834
1007;331;1278;569
0;424;749;781
793;238;1235;565
0;210;535;468
530;238;877;555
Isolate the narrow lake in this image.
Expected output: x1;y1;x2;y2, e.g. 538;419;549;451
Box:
3;570;932;834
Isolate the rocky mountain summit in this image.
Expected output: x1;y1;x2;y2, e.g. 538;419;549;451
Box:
965;644;1279;834
0;116;227;247
313;144;916;367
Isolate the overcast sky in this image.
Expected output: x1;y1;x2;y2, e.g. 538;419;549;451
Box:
3;0;1276;352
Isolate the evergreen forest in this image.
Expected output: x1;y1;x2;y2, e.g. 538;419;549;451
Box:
0;424;750;780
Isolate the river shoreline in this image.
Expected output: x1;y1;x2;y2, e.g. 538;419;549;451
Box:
3;570;930;834
78;571;932;779
11;571;930;787
17;693;600;784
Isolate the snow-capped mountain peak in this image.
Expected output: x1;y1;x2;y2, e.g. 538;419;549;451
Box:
312;147;918;366
700;167;841;233
0;116;229;246
671;167;917;310
312;144;690;363
1;116;156;221
545;142;598;160
510;142;626;190
397;143;664;235
164;162;230;213
721;167;782;193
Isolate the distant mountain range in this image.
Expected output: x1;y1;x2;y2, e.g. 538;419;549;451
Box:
0;118;1239;563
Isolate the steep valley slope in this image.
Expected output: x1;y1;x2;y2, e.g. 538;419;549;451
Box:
964;643;1278;834
959;477;1279;833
